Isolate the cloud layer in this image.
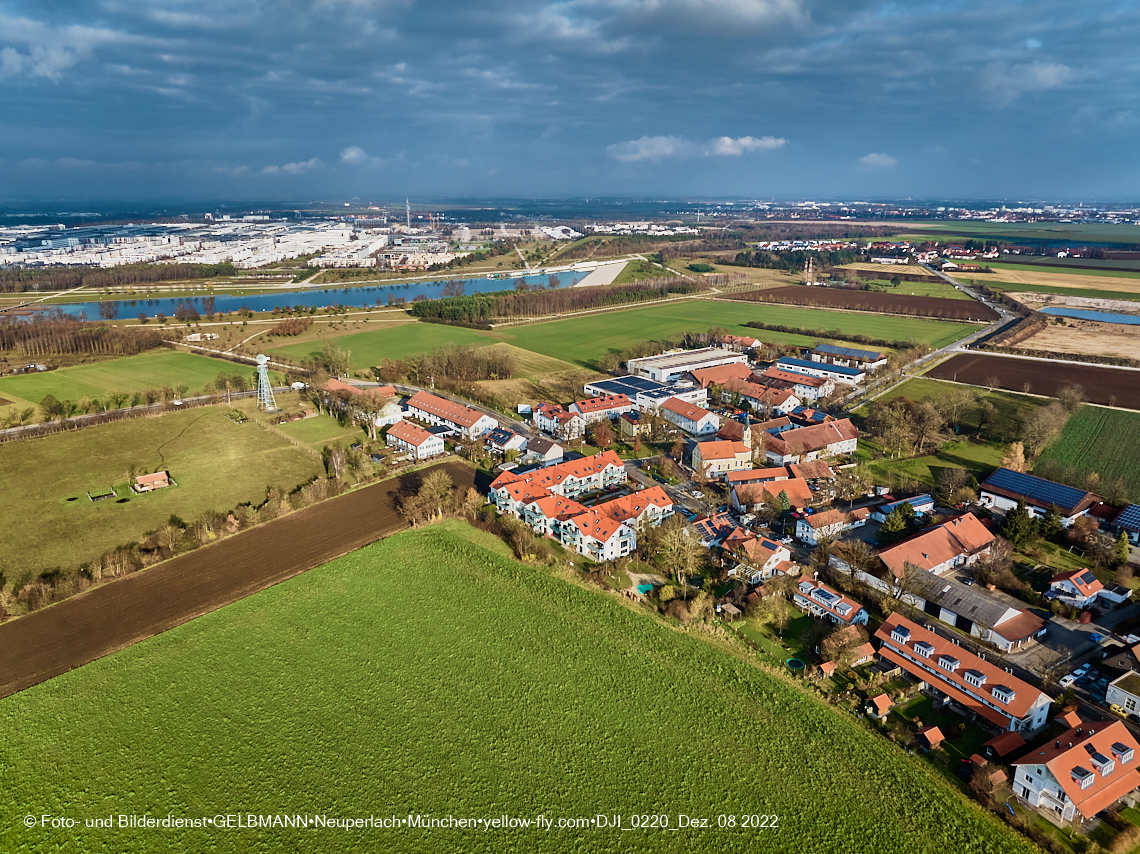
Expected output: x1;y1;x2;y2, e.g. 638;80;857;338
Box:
0;0;1134;199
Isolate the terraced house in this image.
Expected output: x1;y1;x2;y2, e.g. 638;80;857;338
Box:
406;390;498;441
490;451;626;512
874;615;1052;733
793;578;868;626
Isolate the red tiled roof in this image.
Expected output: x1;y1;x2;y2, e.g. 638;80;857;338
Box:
695;440;750;461
767;419;860;456
387;420;436;447
408;390;491;429
661;397;714;423
528;494;588;520
820;661;837;676
787;460;835;480
919;725;945;746
736;477;813;510
871;693;892;714
985;731;1027;757
761;366;828;388
878;513;995;576
991;610;1047;643
1058;711;1083;728
726;467;789;484
590;486;672;524
1051;569;1105;598
1014;720;1140;819
874;614;1049;723
572;394;631;415
687;363;754;389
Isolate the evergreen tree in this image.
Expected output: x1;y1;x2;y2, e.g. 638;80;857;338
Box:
1116;531;1132;568
1039;504;1063;542
777;489;791;511
877;507;910;546
999;499;1037;548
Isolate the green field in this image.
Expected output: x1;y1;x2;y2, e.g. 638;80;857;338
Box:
0;404;323;580
1;520;1036;854
267;300;975;372
0;350;279;412
276;412;366;449
899;221;1140;246
1038;407;1140;502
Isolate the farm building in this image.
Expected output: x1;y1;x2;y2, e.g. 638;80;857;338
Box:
386;420;445;460
583;375;708;411
875;615;1052;733
758;367;835;402
406;391;497;441
1012;719;1140;821
133;471;173;492
776;356;866;385
979;468;1098;526
763;418;860;466
570;394;634;424
870;494;935;522
685;362;755;390
1114;504;1140;545
533;403;585;441
692;438;753;480
793;578;868;626
626;347;747;383
795;507;870;545
876;513;995;577
810;344;888;371
660;398;720;436
723;334;761;352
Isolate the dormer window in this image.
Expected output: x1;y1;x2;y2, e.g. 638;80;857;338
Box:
890;626;911;645
913;641;934;659
1112;743;1135;764
938;655;960;673
963;669;987;688
1072;766;1095;790
992;685;1016;704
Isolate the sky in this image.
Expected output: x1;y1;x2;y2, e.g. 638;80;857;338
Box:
1;0;1138;203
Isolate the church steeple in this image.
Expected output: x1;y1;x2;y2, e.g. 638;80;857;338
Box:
742;411;752;451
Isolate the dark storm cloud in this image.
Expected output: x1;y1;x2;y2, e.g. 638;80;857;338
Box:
0;0;1136;200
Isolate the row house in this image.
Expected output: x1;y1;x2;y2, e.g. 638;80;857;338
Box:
793;578;868;626
874;615;1052;733
775;356;866;386
758;367;835;402
1013;719;1140;822
570;394;634;425
521;485;674;562
660;398;720;436
533;403;585;441
406;391;498;441
764;418;860;466
490;450;626;516
385;420;445;460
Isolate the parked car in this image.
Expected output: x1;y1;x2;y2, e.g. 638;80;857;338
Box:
962;578;975;587
1090;633;1106;644
1059;674;1077;688
1074;664;1091;678
1111;704;1127;717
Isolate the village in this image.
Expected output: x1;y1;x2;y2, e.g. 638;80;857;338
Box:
302;325;1140;845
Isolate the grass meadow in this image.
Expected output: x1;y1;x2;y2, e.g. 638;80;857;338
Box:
1;521;1036;854
0;403;323;580
0;350;279;412
1038;406;1140;502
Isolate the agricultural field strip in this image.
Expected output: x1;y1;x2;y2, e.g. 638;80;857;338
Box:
1038;408;1140;502
1;523;1037;854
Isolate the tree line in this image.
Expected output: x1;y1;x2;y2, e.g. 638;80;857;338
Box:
0;316;176;357
408;277;724;326
729;248;866;270
0;262;237;294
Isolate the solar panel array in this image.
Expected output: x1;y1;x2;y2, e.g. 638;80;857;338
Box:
814;343;884;361
983;468;1090;513
778;356;864;377
586;375;666;396
1115;504;1140;532
1078;570;1097;586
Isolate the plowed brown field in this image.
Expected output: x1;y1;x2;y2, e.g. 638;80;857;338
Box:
0;461;479;699
734;286;999;321
928;354;1140;409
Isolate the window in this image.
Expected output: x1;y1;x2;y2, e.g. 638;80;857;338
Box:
938;656;960;673
964;669;987;688
913;641;934;659
1128;698;1137;713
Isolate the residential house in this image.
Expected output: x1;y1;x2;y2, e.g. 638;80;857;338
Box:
490;450;626;514
386;420;445;460
776;356;866;385
870;494;936;523
793;577;869;625
723;334;762;352
685;362;755;390
570;394;633;424
406;391;498;441
979;468;1098;527
874;615;1052;733
524;436;564;467
626;347;747;383
660;398;720;436
559;486;674;562
876;513;995;577
795;507;870;545
1049;569;1105;608
322;379;402;427
758;367;835;402
485;427;527;455
533;403;585;441
731;536;794;581
730;382;801;417
619;411;646;438
786;406;836;428
787;460;835;482
764;419;860;466
1013;719;1140;821
692;438;753;480
730;475;814;513
810;344;888;371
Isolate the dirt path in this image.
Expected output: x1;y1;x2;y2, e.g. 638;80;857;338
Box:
0;460;479;700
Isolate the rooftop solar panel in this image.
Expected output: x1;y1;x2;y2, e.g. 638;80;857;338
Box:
982;468;1090;513
1115;504;1140;532
814;343;884;361
1078;570;1096;585
778;357;864;377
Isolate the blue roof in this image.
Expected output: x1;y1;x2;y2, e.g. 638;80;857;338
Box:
982;468;1091;514
778;357;864;378
813;343;886;361
1116;504;1140;533
586;375;668;395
